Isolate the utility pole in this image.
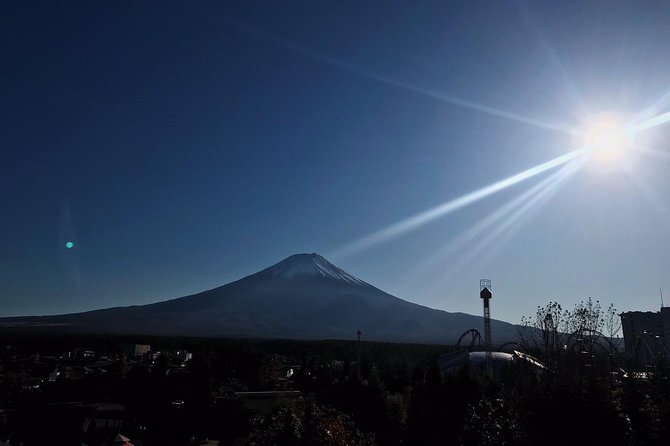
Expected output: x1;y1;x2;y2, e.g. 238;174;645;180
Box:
356;329;362;380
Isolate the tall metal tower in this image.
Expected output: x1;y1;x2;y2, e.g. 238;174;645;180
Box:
480;279;493;377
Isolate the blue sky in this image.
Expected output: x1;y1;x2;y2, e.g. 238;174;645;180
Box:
3;1;670;324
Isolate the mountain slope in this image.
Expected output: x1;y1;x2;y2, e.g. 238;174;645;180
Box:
0;253;519;343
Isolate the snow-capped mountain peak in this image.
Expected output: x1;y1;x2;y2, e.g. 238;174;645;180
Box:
260;253;369;286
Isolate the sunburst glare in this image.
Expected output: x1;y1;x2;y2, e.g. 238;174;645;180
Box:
404;166;571;285
431;161;581;291
573;112;636;168
330;148;585;259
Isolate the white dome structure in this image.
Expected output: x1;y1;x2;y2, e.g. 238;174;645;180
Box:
438;349;545;380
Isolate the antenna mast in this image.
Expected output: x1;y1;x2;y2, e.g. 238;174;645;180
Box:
480;279;493;378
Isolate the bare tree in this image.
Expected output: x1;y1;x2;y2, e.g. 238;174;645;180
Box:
604;303;622;345
519;301;570;362
519;298;621;376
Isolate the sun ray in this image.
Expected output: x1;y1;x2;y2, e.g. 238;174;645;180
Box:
477;161;582;263
513;2;586;120
426;160;582;299
632;90;670;126
632;111;670;133
405;166;569;282
214;14;574;134
330;148;586;258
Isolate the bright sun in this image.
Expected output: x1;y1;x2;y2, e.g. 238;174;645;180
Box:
578;112;636;165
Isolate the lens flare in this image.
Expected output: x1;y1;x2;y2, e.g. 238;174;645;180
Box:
330;148;585;258
578;113;636;164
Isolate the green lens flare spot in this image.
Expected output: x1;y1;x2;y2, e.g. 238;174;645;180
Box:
65;241;74;249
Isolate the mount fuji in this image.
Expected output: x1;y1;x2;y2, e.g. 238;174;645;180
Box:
0;253;519;343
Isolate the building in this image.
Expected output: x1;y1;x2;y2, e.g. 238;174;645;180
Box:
122;344;151;358
621;307;670;365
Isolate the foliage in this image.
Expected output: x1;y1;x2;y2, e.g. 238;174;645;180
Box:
460;398;525;446
246;398;375;446
1;323;669;446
